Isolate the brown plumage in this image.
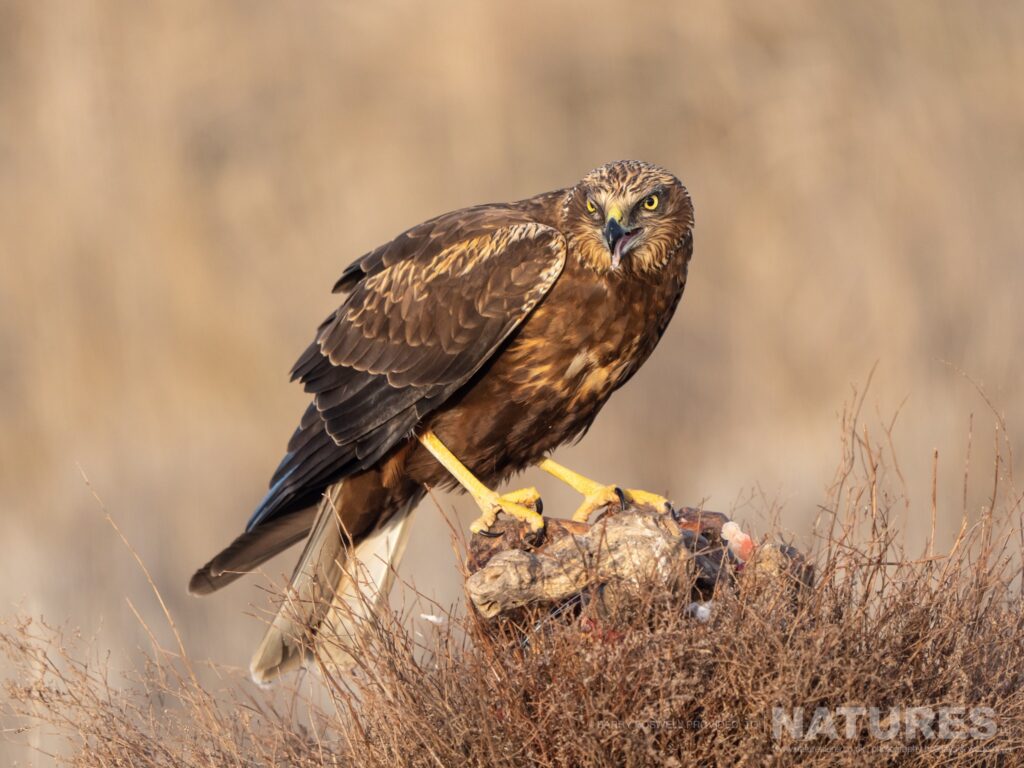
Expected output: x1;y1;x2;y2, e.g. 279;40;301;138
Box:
190;160;695;681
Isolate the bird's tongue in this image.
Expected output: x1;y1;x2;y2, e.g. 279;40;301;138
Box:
612;232;633;268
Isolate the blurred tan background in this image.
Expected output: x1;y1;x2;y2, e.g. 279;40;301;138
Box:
1;0;1022;712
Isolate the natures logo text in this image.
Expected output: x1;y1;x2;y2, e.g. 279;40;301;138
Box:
772;706;996;743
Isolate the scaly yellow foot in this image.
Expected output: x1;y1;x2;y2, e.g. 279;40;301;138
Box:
536;458;672;524
418;430;545;535
500;486;543;511
620;488;674;514
467;486;545;535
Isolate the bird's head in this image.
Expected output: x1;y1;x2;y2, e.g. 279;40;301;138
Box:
564;160;694;275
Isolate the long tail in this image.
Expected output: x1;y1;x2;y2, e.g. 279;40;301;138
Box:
248;479;418;684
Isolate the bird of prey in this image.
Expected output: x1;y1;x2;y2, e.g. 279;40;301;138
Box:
190;160;695;682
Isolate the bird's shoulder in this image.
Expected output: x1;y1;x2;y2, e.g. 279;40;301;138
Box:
331;189;568;294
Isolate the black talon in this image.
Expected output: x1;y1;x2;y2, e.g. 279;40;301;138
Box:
476;527;503;539
524;523;546;549
614;486;628;509
534;497;544;516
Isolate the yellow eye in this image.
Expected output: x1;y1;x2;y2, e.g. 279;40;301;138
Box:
643;194;660;211
585;198;597;214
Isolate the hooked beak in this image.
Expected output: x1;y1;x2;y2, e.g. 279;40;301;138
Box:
603;210;639;268
604;217;627;255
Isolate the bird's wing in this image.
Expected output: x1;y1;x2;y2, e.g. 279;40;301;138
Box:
246;215;567;530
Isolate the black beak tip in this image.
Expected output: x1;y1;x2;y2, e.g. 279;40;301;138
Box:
604;218;626;252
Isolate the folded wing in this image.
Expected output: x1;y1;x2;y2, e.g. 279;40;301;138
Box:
245;216;567;532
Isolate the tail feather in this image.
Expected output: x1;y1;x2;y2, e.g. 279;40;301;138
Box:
248;483;417;684
188;508;316;596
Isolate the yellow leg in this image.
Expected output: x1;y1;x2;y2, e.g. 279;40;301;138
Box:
418;430;544;534
536;457;672;523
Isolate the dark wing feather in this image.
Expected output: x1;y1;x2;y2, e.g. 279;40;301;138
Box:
188;507;317;595
330;203;520;295
245;216;566;531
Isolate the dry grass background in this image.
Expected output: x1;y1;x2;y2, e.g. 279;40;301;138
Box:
4;413;1023;765
1;1;1022;763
